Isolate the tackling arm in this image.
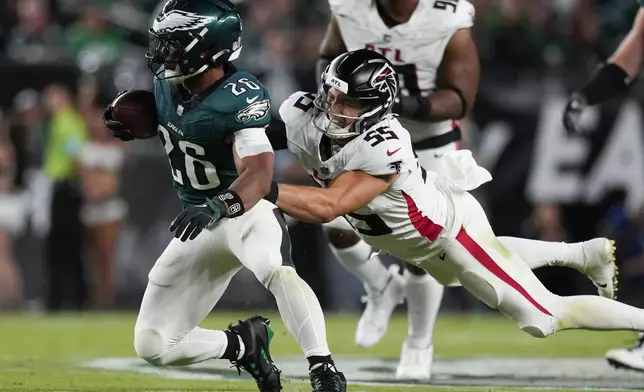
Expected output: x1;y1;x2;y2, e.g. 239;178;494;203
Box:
394;28;479;121
317;16;348;85
275;170;396;224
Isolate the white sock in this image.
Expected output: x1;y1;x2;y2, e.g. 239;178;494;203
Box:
268;266;331;358
498;237;583;270
330;241;391;293
556;295;644;332
403;269;444;349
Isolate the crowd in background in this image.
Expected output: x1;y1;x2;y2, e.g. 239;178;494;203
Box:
1;0;644;312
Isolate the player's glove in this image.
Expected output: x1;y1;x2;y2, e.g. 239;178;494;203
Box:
169;200;224;242
562;93;587;135
169;190;245;242
102;91;135;141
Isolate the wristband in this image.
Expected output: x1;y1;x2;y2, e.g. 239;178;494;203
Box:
210;190;245;218
393;95;431;121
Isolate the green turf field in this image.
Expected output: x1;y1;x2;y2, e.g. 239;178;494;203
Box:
0;311;640;391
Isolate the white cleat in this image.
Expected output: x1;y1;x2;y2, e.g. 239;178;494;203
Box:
396;341;433;380
579;238;618;299
606;334;644;372
355;264;405;348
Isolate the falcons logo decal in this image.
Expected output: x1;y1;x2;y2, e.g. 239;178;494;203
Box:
370;63;397;94
236;100;270;124
152;10;216;34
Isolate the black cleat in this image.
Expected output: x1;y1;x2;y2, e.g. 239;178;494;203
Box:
309;362;347;392
227;315;282;392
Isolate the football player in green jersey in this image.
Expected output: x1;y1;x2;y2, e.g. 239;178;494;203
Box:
103;1;346;391
562;0;644;373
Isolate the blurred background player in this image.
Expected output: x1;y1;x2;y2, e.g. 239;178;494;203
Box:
563;0;644;373
78;101;128;309
103;1;345;391
315;0;478;379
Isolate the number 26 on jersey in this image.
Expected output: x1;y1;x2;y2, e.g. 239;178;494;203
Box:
158;125;221;190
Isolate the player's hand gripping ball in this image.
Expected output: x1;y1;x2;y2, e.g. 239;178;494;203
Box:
103;90;158;141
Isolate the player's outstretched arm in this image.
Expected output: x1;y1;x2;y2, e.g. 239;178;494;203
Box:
317;16;348;86
394;28;479;122
271;171;395;224
563;8;644;133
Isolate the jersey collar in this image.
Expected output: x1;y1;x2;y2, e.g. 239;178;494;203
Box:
171;62;238;111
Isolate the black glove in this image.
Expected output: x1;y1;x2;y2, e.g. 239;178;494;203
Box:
169;197;227;242
103;91;135;141
562;93;587;135
391;95;431;121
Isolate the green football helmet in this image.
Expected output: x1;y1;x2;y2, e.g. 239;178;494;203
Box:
147;0;242;84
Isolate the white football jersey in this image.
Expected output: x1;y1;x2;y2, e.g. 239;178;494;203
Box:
329;0;475;143
280;91;460;265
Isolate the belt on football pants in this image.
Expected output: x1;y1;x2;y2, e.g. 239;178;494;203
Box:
412;122;461;151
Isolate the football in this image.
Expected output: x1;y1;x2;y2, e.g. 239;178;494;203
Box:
109;90;158;140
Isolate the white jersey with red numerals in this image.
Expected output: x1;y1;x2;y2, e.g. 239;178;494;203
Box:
279;91;474;265
329;0;475;143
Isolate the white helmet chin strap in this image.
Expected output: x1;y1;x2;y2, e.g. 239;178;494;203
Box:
313;112;361;140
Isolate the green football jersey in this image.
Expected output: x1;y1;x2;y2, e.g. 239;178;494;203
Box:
154;64;271;205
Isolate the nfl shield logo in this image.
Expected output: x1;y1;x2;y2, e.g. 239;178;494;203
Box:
383;34;391;43
177;104;184;116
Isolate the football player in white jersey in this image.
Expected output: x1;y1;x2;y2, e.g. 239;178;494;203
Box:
315;0;477;379
563;0;644;373
264;49;644;366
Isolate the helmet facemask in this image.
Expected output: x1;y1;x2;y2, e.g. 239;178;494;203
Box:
146;30;213;85
312;83;383;140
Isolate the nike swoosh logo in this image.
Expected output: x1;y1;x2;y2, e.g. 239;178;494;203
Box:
438;253;446;261
597;283;608;288
246;96;259;104
387;148;401;156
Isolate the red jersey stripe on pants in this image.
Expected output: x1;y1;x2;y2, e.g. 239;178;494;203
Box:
455;226;553;317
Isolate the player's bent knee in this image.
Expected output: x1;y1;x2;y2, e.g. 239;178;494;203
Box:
249;258;281;288
265;265;300;293
506;301;557;338
134;328;165;365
